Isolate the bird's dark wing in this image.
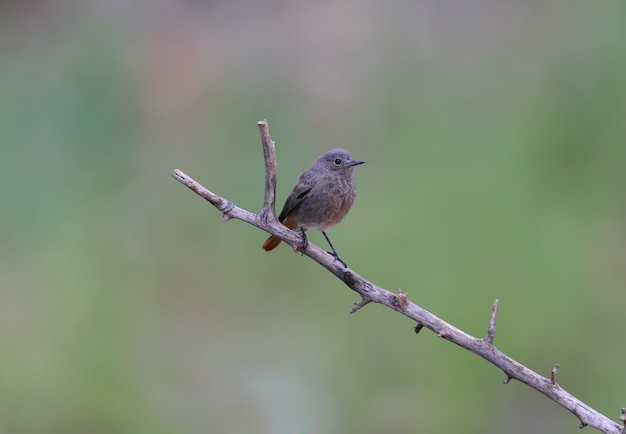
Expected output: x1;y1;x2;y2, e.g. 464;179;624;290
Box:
277;168;319;222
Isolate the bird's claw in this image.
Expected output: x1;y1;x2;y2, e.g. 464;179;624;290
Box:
327;251;347;268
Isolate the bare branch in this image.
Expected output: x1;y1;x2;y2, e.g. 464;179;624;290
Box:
171;120;624;434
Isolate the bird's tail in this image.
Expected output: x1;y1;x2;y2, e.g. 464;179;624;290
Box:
262;220;298;251
262;235;282;251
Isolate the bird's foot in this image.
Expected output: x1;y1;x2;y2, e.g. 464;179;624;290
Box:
327;251;347;268
295;228;308;256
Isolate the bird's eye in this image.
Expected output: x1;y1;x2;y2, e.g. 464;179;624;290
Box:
334;158;342;166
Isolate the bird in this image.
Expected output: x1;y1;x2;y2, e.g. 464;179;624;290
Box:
262;148;364;267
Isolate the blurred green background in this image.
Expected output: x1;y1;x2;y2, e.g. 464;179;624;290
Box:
1;1;625;433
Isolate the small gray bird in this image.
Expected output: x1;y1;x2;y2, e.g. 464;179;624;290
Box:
262;148;364;266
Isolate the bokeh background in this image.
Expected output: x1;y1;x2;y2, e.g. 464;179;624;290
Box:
1;1;625;433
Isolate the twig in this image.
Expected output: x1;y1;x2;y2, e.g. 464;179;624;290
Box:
257;120;278;224
485;298;499;345
171;120;624;434
551;363;560;387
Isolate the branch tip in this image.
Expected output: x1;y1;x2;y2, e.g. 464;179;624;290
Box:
171;169;232;212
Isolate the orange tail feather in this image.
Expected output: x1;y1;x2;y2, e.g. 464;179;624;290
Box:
262;219;298;251
262;235;282;251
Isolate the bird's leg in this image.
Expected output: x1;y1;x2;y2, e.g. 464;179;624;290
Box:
322;231;347;268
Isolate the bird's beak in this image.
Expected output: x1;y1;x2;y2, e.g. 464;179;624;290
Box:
350;160;365;166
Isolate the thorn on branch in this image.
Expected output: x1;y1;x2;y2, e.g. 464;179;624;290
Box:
349;297;371;314
619;408;626;433
503;375;512;384
485;298;499;345
550;363;560;386
392;289;408;310
437;330;449;339
414;323;424;335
